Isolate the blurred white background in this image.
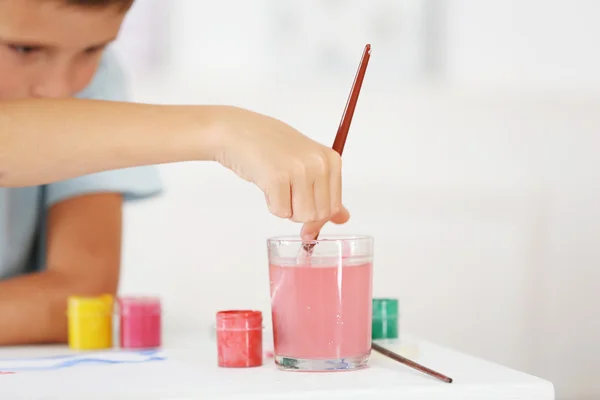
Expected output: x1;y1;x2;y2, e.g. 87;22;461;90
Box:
110;1;600;399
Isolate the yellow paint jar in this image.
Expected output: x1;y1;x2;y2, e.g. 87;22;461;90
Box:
67;295;114;350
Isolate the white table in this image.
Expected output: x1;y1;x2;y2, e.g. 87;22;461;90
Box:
0;331;554;399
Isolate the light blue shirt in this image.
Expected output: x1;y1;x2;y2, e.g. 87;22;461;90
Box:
0;49;162;279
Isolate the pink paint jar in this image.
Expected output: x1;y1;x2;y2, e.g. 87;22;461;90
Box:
216;310;263;368
118;296;161;349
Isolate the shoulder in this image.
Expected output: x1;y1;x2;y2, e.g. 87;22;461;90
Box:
75;48;129;101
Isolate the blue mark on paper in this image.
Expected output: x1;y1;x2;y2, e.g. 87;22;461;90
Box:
0;349;166;372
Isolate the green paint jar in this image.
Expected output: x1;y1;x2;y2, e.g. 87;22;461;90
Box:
372;298;398;340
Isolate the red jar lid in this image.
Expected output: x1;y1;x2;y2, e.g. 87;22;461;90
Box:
216;310;262;331
118;296;161;316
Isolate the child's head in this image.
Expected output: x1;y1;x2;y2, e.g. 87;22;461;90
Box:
0;0;133;100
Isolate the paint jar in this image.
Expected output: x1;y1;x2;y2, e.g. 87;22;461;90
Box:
67;294;114;350
372;298;399;340
216;310;263;368
268;235;374;371
118;296;161;349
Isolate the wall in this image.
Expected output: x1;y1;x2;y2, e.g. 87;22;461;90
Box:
443;0;600;91
112;1;600;399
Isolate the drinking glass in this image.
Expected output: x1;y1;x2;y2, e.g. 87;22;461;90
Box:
267;235;374;371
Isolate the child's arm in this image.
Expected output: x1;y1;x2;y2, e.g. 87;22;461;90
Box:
0;193;123;345
0;98;348;236
0;99;219;186
0;96;351;344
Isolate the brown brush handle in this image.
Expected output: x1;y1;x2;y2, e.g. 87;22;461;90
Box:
331;43;371;155
372;342;453;383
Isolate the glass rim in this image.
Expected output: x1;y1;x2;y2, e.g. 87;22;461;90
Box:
267;234;373;244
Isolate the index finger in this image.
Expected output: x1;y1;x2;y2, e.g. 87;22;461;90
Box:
300;206;350;242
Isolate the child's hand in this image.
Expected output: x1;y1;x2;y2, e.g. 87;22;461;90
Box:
212;106;350;232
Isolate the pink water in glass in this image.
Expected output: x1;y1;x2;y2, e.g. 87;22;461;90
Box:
269;261;373;370
118;296;161;349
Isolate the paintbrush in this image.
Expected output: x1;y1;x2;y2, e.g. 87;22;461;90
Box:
372;342;453;383
302;43;371;253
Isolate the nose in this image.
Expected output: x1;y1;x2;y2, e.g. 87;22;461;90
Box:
31;65;77;99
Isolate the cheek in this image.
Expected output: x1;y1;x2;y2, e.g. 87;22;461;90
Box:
0;53;30;100
71;58;102;94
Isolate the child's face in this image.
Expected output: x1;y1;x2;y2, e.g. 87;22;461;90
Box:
0;0;126;100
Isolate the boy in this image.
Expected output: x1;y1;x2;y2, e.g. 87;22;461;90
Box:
0;0;157;345
0;0;349;345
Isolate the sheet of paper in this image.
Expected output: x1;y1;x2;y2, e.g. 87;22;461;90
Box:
0;352;200;399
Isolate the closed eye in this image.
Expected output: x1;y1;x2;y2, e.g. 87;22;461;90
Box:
84;44;108;55
8;44;41;54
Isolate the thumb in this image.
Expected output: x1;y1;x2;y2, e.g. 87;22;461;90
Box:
300;206;351;241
